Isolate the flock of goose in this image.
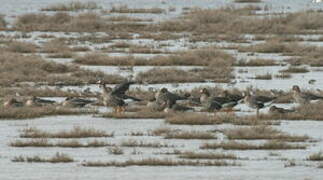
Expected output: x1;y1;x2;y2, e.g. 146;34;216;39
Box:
3;80;323;117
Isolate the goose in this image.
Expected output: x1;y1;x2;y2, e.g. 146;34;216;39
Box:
98;81;126;113
3;98;24;108
164;100;193;113
269;105;294;114
62;97;94;108
200;88;238;110
155;88;189;108
243;92;265;117
147;97;166;112
292;85;323;104
25;96;56;107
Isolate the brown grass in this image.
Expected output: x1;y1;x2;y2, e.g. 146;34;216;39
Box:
0;87;86;98
255;102;323;121
14;12;147;32
102;110;167;119
0;15;6;29
20;127;113;138
41;38;71;53
110;5;165;14
74;48;234;66
6;41;38;53
108;146;124;155
82;158;236;167
158;8;323;34
150;127;173;136
107;16;152;22
279;66;309;73
0;51;125;86
274;73;292;79
238;41;311;54
178;151;238;160
165;113;276;126
254;73;272;80
200;141;306;150
307;152;323;161
164;130;216;139
10;139;113;148
223;126;309;142
234;59;278;66
0;107;95;119
138;32;181;41
136;68;204;83
12;152;74;163
121;139;175;148
41;1;100;11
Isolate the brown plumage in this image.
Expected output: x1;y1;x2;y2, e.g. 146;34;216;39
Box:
292;85;323;104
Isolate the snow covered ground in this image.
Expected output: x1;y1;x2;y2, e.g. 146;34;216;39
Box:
2;0;323;179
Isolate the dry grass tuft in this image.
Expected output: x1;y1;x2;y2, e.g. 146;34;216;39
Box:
165;113;276;126
10;139;113;148
307;152;323;161
20;127;113;138
150;127;173;136
275;73;292;79
200;141;306;150
178;151;238;160
110;5;165;14
6;41;38;53
164;130;216;139
158;8;323;34
279;66;309;73
108;146;124;155
0;107;95;119
235;59;278;66
75;48;234;66
258;102;323;121
136;68;204;83
254;73;272;80
14;12;147;32
120;139;175;148
165;113;218;125
0;15;6;29
0;51;124;86
41;1;100;11
224;126;309;142
0;87;85;98
102;110;167;119
12;152;74;163
82;158;236;167
41;39;71;53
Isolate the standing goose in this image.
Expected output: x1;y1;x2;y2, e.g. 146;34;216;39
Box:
111;81;142;102
292;85;323;104
243;92;265;117
98;81;126;113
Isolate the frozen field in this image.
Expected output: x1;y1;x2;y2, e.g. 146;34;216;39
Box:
1;0;323;179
